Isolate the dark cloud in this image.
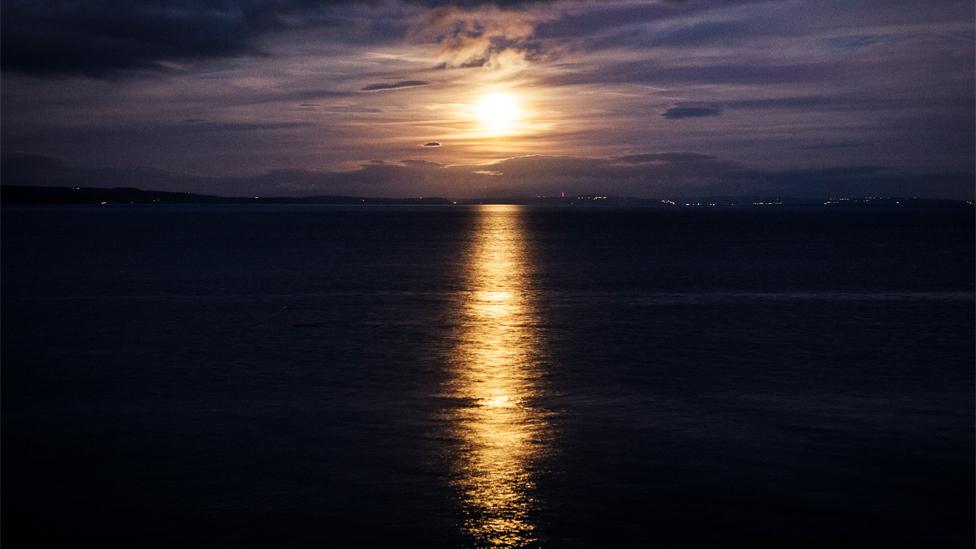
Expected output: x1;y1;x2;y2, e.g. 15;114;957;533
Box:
360;80;430;92
6;151;970;200
3;1;268;77
0;0;569;77
662;104;722;119
423;141;442;147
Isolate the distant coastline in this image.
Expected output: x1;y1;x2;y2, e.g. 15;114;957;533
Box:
1;184;972;208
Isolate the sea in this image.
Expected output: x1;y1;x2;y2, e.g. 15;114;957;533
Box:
3;204;973;547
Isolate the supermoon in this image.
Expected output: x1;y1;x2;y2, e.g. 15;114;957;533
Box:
475;92;520;134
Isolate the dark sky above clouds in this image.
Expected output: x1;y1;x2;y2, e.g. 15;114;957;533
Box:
2;0;973;198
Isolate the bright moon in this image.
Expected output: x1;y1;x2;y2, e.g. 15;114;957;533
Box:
476;92;520;134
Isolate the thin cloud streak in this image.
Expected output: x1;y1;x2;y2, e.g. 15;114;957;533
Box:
361;80;430;91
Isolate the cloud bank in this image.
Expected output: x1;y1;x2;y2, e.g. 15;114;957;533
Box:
4;152;971;200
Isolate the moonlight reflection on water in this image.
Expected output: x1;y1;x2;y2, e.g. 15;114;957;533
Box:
447;205;552;548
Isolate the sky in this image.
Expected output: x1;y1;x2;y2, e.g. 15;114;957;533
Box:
2;0;974;198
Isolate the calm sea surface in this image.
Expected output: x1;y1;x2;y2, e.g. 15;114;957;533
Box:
3;205;974;547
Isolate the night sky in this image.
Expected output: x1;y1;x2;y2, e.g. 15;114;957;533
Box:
2;0;973;198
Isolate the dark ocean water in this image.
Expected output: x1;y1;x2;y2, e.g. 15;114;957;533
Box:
3;205;973;548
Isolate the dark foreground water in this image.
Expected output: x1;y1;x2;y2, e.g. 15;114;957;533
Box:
3;205;974;547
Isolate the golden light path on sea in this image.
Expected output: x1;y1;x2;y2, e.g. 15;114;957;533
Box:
448;205;551;548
